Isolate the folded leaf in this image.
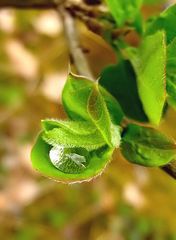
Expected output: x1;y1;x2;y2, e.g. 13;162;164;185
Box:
42;119;96;135
99;86;124;125
100;60;148;122
87;85;112;146
62;73;121;147
146;4;176;44
125;31;166;125
62;73;93;121
31;133;114;183
42;124;106;150
121;124;176;167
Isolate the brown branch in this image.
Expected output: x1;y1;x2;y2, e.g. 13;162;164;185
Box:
0;0;57;9
65;3;132;39
161;160;176;179
0;0;129;39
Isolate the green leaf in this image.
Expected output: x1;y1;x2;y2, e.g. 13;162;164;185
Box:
31;133;114;183
62;73;93;121
105;0;143;27
42;121;106;151
100;60;148;122
42;119;96;135
125;31;166;125
62;73;121;147
99;86;124;125
121;124;176;167
146;4;176;44
87;85;112;146
166;37;176;108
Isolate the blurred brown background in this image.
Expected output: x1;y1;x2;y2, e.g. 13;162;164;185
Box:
0;0;176;239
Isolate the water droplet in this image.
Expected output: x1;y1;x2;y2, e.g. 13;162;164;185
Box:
49;146;89;174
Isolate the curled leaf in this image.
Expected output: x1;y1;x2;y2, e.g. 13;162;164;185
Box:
42;125;106;150
31;133;114;183
42;119;106;150
62;73;121;147
31;73;122;182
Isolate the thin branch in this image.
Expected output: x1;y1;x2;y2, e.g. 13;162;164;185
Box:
65;3;132;39
0;0;130;40
0;0;56;9
56;3;94;79
161;160;176;179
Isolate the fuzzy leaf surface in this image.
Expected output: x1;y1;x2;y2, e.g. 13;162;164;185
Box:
62;73;121;147
42;122;106;150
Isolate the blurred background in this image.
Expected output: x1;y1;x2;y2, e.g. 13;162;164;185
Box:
0;0;176;239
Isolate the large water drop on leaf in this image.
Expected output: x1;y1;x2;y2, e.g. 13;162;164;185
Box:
49;146;89;174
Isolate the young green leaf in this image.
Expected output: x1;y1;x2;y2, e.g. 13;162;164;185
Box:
105;0;143;27
87;85;113;146
121;124;176;167
99;86;124;125
125;31;166;125
42;123;106;150
42;119;97;135
166;37;176;108
62;73;93;121
99;60;148;122
146;4;176;44
62;73;121;147
31;133;114;183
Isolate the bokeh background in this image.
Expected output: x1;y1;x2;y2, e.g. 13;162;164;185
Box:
0;0;176;239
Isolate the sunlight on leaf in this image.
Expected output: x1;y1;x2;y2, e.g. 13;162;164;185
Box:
125;31;166;125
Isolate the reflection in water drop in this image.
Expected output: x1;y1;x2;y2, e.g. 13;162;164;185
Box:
49;146;89;174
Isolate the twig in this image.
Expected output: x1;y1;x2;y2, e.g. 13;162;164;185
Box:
0;0;56;9
55;1;94;79
65;3;132;39
0;0;130;40
161;160;176;179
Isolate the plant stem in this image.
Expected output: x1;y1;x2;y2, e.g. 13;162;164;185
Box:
161;160;176;179
0;0;56;8
55;1;94;80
